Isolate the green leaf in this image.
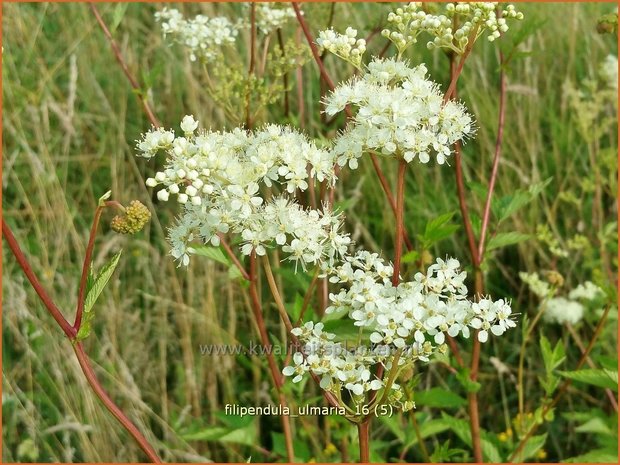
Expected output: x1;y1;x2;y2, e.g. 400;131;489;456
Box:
192;245;231;267
456;368;481;393
498;178;552;222
438;413;502;462
563;448;618;463
400;250;419;264
558;369;618;391
511;434;547;462
486;232;530;251
76;322;92;341
539;335;565;395
182;424;256;446
574;418;613;435
414;388;467;409
421;211;460;246
98;190;111;207
83;251;122;316
111;3;129;33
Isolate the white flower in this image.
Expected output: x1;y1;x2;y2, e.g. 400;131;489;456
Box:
600;55;618;91
317;28;366;68
544;297;585;325
180;115;199;134
569;281;604;302
325;57;474;166
255;3;298;35
155;8;242;62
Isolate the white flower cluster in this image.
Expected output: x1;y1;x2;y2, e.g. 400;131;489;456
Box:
317;27;367;68
382;2;523;54
600;54;618;91
283;255;516;398
521;272;604;326
255;3;298;35
543;297;585;326
325;58;474;167
283;321;387;397
519;271;553;298
155;8;242;62
569;281;604;302
138;116;349;267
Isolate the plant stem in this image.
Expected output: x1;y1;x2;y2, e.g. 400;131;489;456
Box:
74;205;105;330
370;153;413;250
3;219;161;462
72;343;161;462
217;233;250;281
478;51;506;259
245;2;257;129
277;29;290;117
248;253;295;462
3;220;76;338
88;3;160;127
392;159;407;287
566;323;618;411
260;255;345;411
357;421;370;463
291;2;406;249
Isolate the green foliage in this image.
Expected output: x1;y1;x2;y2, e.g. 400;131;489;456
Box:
558;369;619;391
77;251;122;341
539;335;566;396
418;211;460;249
414;388;467;409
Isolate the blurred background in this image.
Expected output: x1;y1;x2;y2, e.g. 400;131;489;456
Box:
2;2;618;463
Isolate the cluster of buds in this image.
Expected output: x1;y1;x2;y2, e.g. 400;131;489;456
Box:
110;200;151;235
382;2;523;55
317;27;367;68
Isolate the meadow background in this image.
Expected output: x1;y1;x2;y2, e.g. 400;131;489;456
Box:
2;2;618;463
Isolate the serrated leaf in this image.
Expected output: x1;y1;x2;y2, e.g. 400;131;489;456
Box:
414;388;467;408
558;369;618;391
498;178;552;222
192;245;231;267
83;251;122;316
511;434;547;462
486;232;530;251
421;211;460;246
76;322;92;340
439;413;502;462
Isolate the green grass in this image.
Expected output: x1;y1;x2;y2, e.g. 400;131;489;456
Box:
2;2;618;463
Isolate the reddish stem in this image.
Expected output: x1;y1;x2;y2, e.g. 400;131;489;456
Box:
88;3;161;128
73;343;161;462
442;27;478;105
357;421;370;463
74;205;105;330
478;52;506;260
447;52;483;462
392;159;407;287
245;2;257;129
3;220;76;338
3;219;161;462
370;154;414;250
248;253;295;462
218;233;250;281
291;2;404;248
